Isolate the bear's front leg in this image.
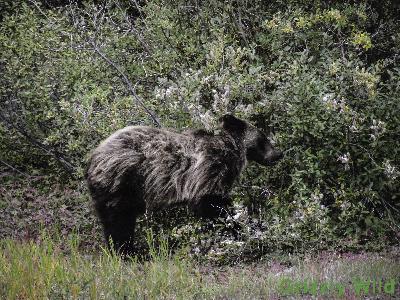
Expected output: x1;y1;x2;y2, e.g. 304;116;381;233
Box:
191;194;232;219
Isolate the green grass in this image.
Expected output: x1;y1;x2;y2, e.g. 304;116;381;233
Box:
0;232;399;299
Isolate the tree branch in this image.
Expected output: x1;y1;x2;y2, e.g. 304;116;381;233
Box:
90;43;161;127
0;113;77;174
0;159;32;178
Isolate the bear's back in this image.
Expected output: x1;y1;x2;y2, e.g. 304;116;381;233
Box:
87;125;246;205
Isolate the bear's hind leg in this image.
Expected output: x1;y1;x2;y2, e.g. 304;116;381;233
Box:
96;200;137;257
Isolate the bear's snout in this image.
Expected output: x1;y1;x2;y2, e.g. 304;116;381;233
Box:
274;150;284;161
264;149;283;166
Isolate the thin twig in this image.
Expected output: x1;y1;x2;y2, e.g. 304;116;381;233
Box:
0;159;31;177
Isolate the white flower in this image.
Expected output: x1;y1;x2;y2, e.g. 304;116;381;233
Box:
370;119;386;140
321;93;347;113
383;160;399;180
340;201;351;210
222;239;234;245
311;193;323;202
233;212;242;220
199;110;215;130
350;123;359;132
233;203;244;209
338;152;350;164
202;75;212;84
165;86;177;97
154;88;165;99
322;93;334;103
235;104;254;116
254;230;264;239
222;85;230;100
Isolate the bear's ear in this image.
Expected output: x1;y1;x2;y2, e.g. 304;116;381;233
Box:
219;114;247;133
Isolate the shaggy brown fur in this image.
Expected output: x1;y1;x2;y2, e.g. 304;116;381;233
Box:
86;114;283;255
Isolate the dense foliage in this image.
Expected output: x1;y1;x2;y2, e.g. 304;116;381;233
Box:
1;0;399;260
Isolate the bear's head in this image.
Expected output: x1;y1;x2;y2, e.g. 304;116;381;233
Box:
220;114;283;166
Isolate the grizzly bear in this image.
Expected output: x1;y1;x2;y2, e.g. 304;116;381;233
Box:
86;114;283;255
